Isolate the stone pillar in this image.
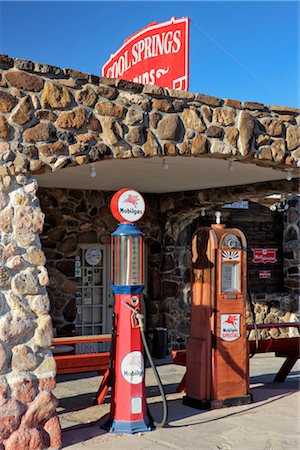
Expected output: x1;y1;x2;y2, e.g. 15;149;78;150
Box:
283;195;300;297
0;173;61;449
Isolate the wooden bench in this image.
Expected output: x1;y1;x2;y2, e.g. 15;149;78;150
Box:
52;334;112;375
172;322;300;392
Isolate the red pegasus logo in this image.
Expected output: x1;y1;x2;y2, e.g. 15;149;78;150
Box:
225;315;237;326
124;195;139;207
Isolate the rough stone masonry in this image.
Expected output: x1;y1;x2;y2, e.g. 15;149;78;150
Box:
0;53;299;449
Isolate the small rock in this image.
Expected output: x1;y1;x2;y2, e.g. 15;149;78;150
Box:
43;414;62;449
35;109;57;121
0;313;35;344
238;111;255;156
286;125;300;151
101;117;123;145
207;125;223;138
11;268;40;296
27;294;50;316
0;91;17;112
38;142;67;157
12;345;38;372
0;116;11;139
271;139;285;162
225;127;239;148
22;391;58;427
5;71;43;92
12;377;37;404
152;98;173;112
34;316;53;348
213;107;236;126
211;141;232;155
181;109;206;132
191;135;207;155
96;101;124;118
4;427;49;450
23;123;50;143
56;108;86;129
125;108;144;126
157;115;182;140
97;85;118;100
126;126;145;145
0;344;8;373
0;399;25;440
260;118;283;137
143;130;160;156
76;87;97;107
41;81;73;109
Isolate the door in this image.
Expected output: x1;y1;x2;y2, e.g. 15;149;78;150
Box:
74;244;113;350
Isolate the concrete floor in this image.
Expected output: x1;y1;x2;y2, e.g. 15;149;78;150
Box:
54;354;300;450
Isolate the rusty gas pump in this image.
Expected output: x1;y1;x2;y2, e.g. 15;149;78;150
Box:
184;213;252;409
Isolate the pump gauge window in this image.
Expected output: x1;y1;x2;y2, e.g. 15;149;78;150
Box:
85;248;102;266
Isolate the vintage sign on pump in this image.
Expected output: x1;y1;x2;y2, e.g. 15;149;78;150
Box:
220;314;241;342
102;17;190;91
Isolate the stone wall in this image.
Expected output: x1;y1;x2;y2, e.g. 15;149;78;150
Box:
0;175;61;449
0;54;299;178
38;186;298;350
283;196;300;296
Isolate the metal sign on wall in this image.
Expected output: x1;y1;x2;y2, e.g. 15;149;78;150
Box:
102;17;190;91
252;248;278;264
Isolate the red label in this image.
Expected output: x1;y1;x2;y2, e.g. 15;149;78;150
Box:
102;17;190;91
252;248;277;264
259;270;271;279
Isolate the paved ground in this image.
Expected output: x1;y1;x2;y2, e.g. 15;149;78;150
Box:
54;354;299;450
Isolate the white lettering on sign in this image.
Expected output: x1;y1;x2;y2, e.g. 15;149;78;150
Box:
121;351;144;384
118;190;145;222
220;314;241;342
103;17;190;91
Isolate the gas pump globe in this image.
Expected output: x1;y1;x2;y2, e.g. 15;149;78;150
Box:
108;188;152;434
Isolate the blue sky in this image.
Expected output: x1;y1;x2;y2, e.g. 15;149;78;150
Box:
0;1;299;107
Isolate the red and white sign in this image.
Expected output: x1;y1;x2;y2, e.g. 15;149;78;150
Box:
252;248;277;264
102;17;190;91
220;314;241;342
110;188;145;223
259;270;271;279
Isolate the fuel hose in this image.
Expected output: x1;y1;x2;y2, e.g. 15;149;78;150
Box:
140;326;168;428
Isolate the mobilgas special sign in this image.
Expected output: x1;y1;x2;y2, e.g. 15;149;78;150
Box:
102;17;190;91
220;314;241;342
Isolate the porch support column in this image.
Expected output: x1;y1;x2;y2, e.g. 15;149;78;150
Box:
283;195;300;297
0;172;61;449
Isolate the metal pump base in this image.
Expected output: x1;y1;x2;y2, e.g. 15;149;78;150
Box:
183;394;252;410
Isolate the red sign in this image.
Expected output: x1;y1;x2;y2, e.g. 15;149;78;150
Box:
102;17;190;91
259;270;271;279
252;248;277;264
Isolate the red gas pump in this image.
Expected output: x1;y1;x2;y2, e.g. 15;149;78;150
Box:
107;188;167;434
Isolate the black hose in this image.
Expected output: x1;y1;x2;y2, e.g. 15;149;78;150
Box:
140;328;168;428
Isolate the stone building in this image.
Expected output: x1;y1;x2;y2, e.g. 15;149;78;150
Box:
0;54;299;448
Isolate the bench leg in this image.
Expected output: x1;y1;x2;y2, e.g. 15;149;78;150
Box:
274;356;298;382
95;369;110;405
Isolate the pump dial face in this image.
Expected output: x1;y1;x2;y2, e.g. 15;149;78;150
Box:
222;234;241;249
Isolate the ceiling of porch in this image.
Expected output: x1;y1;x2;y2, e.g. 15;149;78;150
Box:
35;156;294;193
